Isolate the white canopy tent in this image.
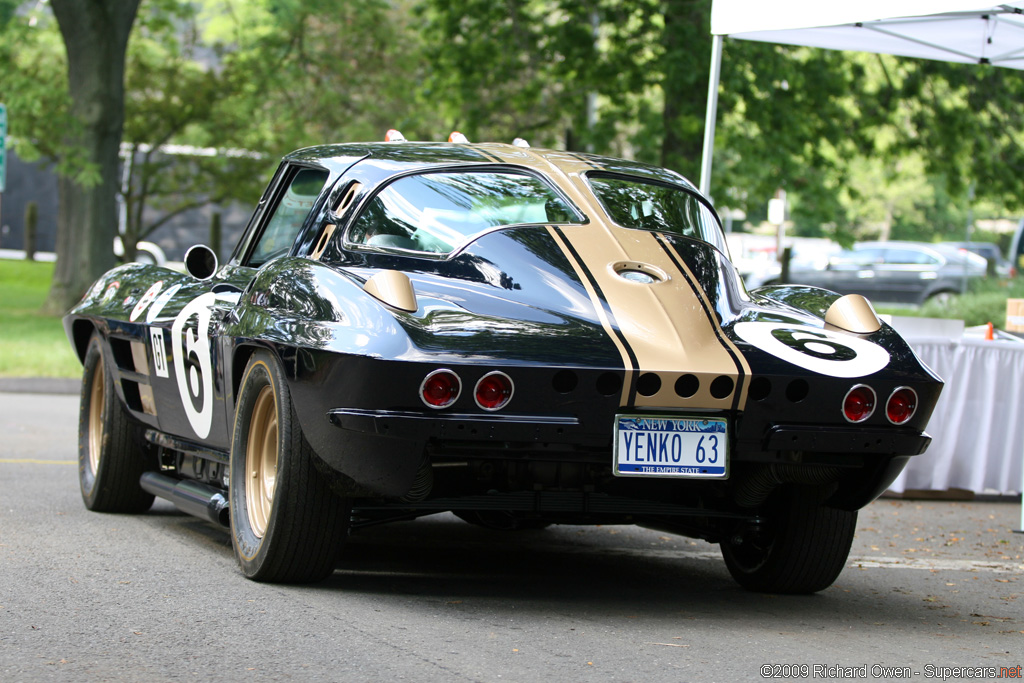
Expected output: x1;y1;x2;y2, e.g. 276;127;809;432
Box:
699;1;1024;194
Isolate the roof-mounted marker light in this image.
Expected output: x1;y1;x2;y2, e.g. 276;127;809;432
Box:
385;129;406;142
512;138;530;148
448;131;469;143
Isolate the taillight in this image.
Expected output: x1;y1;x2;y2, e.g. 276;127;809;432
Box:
420;369;461;409
886;387;918;425
842;385;876;423
474;372;513;411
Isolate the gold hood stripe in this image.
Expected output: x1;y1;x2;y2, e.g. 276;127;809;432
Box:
476;143;749;409
654;234;751;410
554;225;744;409
547;226;638;405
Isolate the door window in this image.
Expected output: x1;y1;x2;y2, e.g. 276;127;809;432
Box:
248;168;329;267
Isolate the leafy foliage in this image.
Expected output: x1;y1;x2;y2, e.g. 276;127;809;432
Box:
2;0;1023;289
0;5;98;186
880;276;1024;328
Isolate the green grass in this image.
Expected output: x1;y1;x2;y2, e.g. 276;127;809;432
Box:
0;259;82;377
877;277;1024;328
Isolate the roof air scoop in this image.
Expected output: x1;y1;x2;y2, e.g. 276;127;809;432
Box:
825;294;881;334
363;270;418;312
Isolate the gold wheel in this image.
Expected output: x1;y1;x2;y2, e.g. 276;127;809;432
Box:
87;354;106;477
245;384;279;538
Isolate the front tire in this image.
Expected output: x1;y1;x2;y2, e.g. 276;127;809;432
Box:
229;350;349;583
78;333;155;513
925;290;956;307
721;488;856;594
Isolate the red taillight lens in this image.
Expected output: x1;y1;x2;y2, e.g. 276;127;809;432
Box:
842;385;876;423
420;369;461;409
475;372;513;411
886;387;918;425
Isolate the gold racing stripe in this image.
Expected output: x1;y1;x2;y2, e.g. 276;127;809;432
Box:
555;225;743;409
656;234;752;408
478;143;747;410
546;226;636;405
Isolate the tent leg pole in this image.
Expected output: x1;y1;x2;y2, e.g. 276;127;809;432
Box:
699;33;724;198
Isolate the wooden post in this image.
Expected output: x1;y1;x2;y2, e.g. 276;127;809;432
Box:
780;246;792;284
209;211;222;260
24;201;38;262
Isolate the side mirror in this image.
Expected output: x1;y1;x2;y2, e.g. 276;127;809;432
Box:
184;244;218;281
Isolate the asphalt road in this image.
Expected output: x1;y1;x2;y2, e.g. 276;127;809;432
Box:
1;390;1022;682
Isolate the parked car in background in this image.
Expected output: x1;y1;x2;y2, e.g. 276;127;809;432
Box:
783;241;986;306
114;236;168;267
1011;218;1024;274
725;234;840;289
940;241;1013;278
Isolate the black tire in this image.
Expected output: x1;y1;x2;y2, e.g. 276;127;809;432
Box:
78;333;155;513
721;489;856;594
229;350;349;583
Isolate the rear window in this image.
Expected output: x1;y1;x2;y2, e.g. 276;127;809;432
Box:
587;173;726;252
347;170;584;255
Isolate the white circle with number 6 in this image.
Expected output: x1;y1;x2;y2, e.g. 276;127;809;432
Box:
733;321;889;378
171;293;217;438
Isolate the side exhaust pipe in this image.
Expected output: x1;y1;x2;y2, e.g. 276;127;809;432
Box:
140;472;230;527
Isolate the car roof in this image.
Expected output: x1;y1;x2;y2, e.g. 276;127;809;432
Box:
282;141;701;193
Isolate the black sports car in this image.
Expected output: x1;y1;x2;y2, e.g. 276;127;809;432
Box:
64;138;942;593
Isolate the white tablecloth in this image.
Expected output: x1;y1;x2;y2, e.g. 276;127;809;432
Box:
889;336;1024;495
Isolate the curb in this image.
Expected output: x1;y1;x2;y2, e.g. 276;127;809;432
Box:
0;377;79;395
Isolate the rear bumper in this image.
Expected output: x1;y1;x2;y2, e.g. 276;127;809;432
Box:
326;408;605;444
756;425;931;457
327;407;932;459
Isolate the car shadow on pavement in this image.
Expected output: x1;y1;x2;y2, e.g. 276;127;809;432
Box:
318;514;930;622
144;502;1019;639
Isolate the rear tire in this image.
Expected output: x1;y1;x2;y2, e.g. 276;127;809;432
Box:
721;489;856;594
78;333;155;513
229;350;349;583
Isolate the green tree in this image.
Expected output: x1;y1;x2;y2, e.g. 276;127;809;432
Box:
416;1;1023;245
199;0;438;149
897;60;1024;213
119;1;270;261
2;0;434;290
42;0;142;314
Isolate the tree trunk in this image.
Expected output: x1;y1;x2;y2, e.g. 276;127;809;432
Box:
42;0;141;315
24;201;38;261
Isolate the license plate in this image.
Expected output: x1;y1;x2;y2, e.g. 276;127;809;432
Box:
614;415;728;479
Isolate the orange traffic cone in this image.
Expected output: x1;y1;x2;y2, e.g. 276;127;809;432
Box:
985;322;994;340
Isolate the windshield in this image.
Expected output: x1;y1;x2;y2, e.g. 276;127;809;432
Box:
587;173;726;252
347;170;584;255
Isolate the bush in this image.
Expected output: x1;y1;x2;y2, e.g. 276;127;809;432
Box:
879;276;1024;328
